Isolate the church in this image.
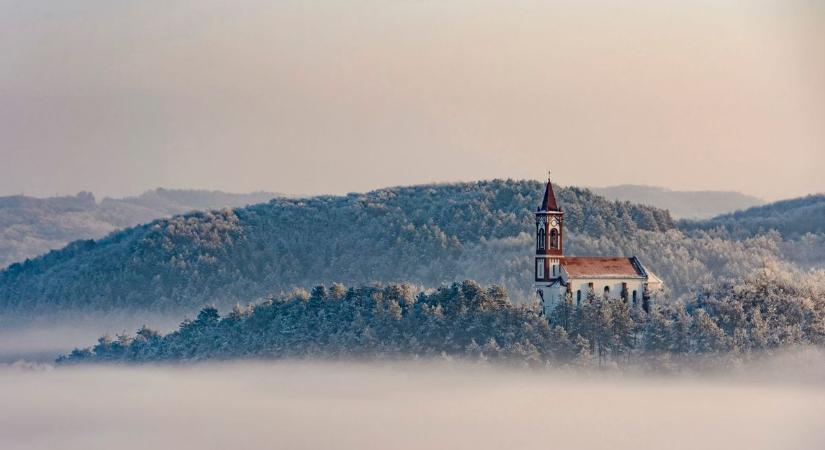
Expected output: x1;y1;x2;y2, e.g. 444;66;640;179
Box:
533;174;663;317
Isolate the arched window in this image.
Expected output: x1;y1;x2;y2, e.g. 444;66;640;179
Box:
576;290;581;306
604;286;610;297
550;229;558;248
537;227;545;251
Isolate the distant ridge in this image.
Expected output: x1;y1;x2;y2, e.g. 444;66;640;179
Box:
681;193;825;239
590;185;764;219
0;189;282;267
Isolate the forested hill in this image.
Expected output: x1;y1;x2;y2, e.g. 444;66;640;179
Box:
0;189;280;268
679;194;825;239
0;180;675;317
60;275;825;367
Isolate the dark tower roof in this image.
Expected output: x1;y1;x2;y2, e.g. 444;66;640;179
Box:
540;176;560;212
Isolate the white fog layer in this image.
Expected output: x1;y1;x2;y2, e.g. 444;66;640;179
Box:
2;359;824;450
0;317;183;363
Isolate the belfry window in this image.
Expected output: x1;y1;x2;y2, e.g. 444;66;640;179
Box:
550;229;558;249
537;227;545;251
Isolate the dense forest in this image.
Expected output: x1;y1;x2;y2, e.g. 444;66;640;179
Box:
1;180;822;323
0;189;279;267
1;180;674;317
679;194;825;269
59;272;825;368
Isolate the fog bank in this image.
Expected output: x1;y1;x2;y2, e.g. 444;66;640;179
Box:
0;315;188;363
1;358;824;450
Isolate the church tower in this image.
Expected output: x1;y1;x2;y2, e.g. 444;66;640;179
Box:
535;172;564;313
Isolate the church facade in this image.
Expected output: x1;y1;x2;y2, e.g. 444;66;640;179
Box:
534;175;663;317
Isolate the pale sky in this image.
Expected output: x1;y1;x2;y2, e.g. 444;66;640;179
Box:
1;0;823;201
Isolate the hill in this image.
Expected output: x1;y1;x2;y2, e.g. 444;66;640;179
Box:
4;180;818;324
2;180;688;319
591;185;764;219
59;274;825;366
679;194;825;239
0;189;280;268
677;194;825;268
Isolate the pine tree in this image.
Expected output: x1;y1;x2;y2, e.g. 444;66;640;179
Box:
749;307;768;350
610;299;634;361
551;295;574;331
692;309;727;353
644;307;672;353
671;305;693;354
550;325;574;361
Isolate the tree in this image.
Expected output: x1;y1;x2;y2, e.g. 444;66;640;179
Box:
671;305;693;354
692;309;727;353
550;295;574;330
644;308;672;354
610;299;634;361
195;306;220;326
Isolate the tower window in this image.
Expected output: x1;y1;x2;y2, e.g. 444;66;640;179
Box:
537;227;545;251
550;229;558;249
632;290;637;306
604;286;610;297
536;259;544;278
576;290;581;306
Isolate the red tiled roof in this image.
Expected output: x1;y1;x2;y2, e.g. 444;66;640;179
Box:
560;257;644;278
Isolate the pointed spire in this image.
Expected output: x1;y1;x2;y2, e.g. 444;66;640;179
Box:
540;171;559;211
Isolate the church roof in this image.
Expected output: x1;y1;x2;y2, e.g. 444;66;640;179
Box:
560;257;646;279
540;178;560;211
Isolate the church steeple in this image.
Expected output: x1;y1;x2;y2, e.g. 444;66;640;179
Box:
540;172;560;212
534;172;564;286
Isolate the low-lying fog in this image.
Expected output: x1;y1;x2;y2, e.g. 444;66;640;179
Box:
2;354;825;450
0;317;185;363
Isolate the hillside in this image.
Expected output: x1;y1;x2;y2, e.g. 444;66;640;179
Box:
0;189;280;268
2;180;686;319
60;273;825;366
679;194;825;239
591;185;764;219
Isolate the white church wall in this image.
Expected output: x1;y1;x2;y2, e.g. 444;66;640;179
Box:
566;278;646;304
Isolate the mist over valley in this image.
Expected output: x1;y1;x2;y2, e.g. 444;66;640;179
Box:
3;357;825;450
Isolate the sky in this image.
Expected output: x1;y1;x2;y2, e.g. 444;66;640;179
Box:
1;0;823;201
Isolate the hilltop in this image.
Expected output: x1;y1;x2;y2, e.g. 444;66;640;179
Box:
680;194;825;239
0;189;280;268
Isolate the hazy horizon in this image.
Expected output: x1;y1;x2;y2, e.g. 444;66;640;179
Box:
0;180;779;203
2;0;824;201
